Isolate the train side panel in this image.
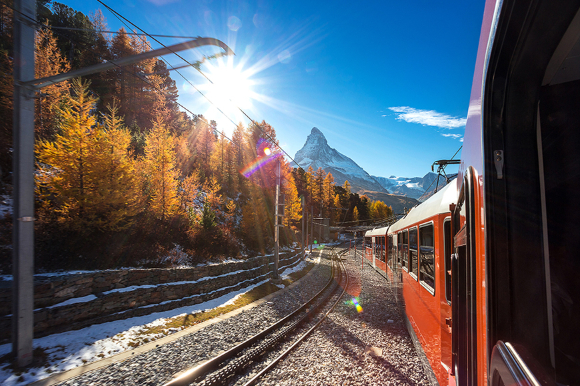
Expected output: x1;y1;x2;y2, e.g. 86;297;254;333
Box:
393;213;448;386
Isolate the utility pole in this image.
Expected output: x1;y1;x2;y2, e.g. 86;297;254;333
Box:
301;196;305;259
273;158;280;279
310;204;314;253
11;29;232;366
12;0;36;368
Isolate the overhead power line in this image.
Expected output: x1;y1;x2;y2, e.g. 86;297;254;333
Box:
417;145;463;201
96;0;307;172
47;25;203;39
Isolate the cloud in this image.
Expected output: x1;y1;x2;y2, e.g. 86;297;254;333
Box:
441;133;462;140
388;106;466;129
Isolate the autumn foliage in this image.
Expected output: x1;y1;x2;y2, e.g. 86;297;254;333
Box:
0;2;393;271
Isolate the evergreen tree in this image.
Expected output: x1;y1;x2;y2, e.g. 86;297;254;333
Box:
0;50;12;181
110;28;136;124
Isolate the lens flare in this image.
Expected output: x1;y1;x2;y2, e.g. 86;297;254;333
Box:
240;152;280;177
351;297;363;313
263;147;271;156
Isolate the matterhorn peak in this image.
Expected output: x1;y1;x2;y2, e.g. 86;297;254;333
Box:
294;126;388;195
311;127;324;136
305;127;327;147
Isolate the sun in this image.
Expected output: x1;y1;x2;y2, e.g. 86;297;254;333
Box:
205;63;255;113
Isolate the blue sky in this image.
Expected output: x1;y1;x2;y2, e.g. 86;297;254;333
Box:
60;0;485;178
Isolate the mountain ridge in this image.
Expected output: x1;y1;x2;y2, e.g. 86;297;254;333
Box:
293;127;421;213
294;127;388;194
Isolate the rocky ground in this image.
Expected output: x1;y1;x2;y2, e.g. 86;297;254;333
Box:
50;247;431;386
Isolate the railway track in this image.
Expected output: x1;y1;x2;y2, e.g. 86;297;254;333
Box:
162;245;349;386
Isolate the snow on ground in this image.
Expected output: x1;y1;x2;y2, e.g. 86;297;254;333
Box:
0;251;313;385
0;279;269;385
0;195;12;218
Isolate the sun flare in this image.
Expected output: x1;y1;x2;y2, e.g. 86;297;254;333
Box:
206;63;255;112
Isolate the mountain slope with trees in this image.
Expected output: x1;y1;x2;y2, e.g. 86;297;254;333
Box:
0;1;397;272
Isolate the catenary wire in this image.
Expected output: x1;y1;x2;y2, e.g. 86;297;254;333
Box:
417;145;463;201
10;1;421;228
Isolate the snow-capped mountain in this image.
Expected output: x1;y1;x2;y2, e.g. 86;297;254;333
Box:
373;173;443;199
293;127;453;209
294;127;387;194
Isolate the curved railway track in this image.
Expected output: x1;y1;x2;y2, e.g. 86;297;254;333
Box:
163;245;350;386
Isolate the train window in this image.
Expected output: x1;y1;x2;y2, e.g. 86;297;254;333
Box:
419;224;435;293
381;236;386;262
444;219;451;303
400;231;408;270
540;75;580;383
397;233;402;266
387;235;393;268
409;227;418;278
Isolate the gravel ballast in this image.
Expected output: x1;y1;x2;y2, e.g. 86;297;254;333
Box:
50;250;333;386
49;246;432;385
256;248;431;386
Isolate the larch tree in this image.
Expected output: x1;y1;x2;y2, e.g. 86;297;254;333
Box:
143;117;179;221
35;23;71;140
352;206;359;223
333;194;342;224
322;172;335;216
36;79;102;230
312;167;325;215
195;118;217;182
343;180;351;196
110;28;136;124
282;165;302;227
95;102;141;230
305;166;315;210
179;171;200;224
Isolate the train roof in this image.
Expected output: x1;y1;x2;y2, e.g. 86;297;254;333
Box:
363;179;458;238
365;226;389;237
388;179;458;234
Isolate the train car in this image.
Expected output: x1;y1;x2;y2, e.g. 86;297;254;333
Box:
364;182;458;385
453;0;580;384
364;228;387;273
366;0;580;384
388;181;458;386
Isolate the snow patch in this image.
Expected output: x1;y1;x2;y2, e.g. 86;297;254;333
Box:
0;195;12;218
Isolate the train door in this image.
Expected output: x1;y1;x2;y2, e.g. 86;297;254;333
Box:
440;217;453;375
481;1;580;384
452;168;477;386
372;236;376;267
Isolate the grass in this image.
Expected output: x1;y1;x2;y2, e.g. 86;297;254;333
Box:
126;261;317;347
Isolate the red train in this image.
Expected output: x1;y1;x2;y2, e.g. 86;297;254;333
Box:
364;0;580;385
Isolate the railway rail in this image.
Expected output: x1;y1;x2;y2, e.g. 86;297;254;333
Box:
163;245;349;386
